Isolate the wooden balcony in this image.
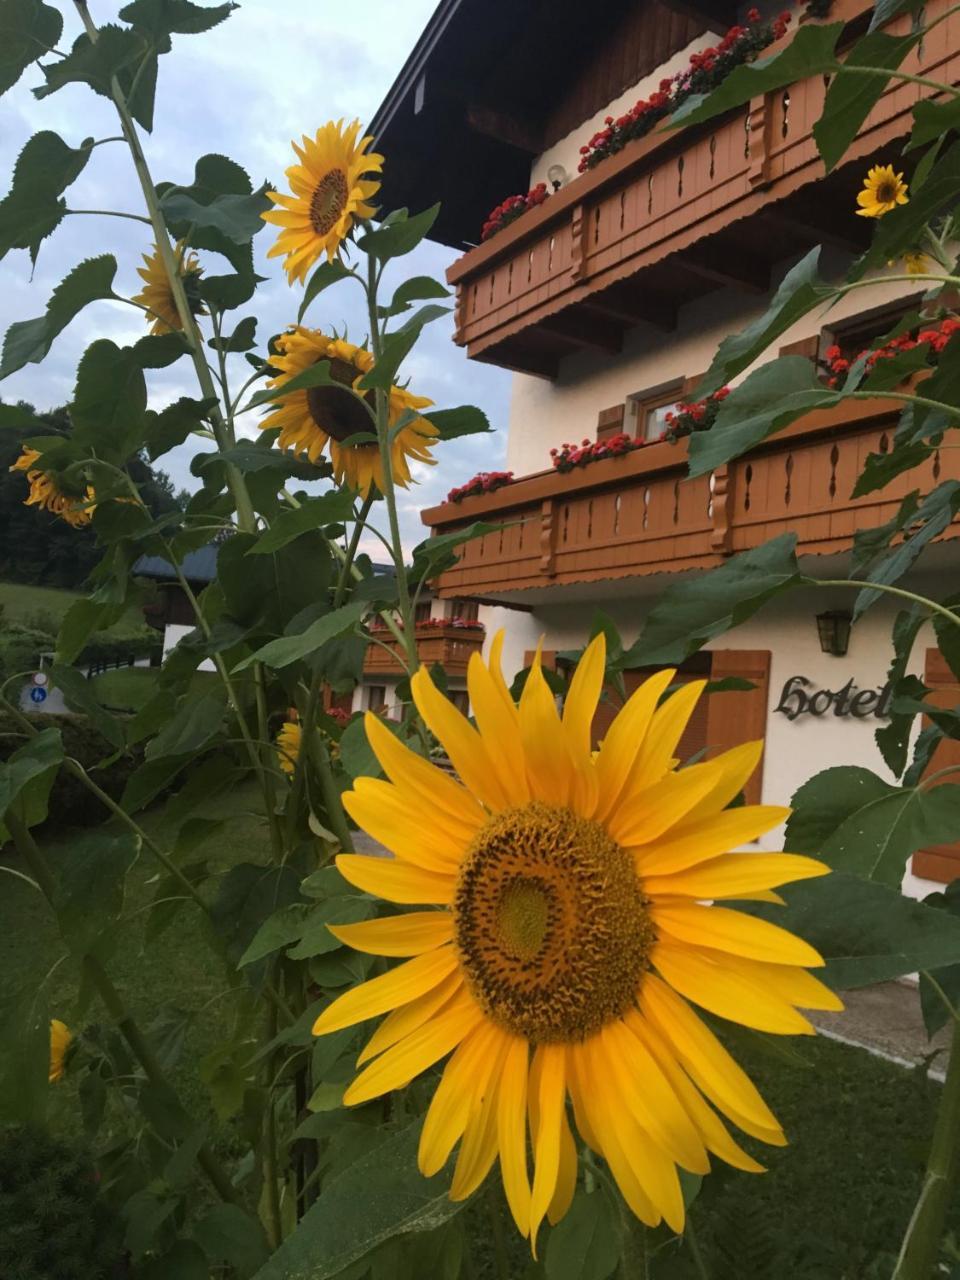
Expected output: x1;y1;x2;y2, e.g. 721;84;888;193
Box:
446;0;960;377
363;623;485;677
420;399;960;600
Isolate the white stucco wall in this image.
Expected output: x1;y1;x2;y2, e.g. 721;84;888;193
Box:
479;593;941;901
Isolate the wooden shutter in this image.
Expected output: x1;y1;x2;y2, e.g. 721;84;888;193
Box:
912;650;960;883
596;405;626;442
703;650;771;806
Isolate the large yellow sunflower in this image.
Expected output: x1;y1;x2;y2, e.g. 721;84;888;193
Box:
132;239;205;335
262;120;383;284
314;633;840;1246
856;164;909;218
49;1019;72;1084
10;448;95;528
260;327;438;497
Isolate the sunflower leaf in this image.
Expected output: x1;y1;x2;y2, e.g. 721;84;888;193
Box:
0;254;118;380
666;23;843;129
0;130;94;264
298;260;354;324
409;521;510;586
428;405;492;440
687;358;839;477
813;29;921;172
851;481;960;616
34;24;146;101
359;204;441;262
233;601;367;672
245;491;356;555
159;187;271;245
71;339;148;463
908;96;960;151
119;0;237;39
207;315;256;353
544;1188;621;1280
0;0;62;96
358;326;420;391
243;359;335;410
379;274;450;318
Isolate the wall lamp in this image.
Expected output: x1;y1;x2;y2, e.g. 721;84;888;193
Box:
816;610;852;657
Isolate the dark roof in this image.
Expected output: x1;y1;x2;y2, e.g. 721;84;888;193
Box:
135;545;218;584
368;0;721;249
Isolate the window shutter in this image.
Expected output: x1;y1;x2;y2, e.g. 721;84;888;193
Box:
703;650;771;805
912;649;960;883
596;405;625;442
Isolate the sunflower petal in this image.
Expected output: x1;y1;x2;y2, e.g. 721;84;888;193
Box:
334;854;455;905
498;1036;532;1237
363;713;486;828
419;1020;504;1177
633;805;791;876
642;852;828;899
327;911;453;956
412;667;509;810
594;669;676;822
651;902;824;967
313;946;459;1035
528;1043;566;1252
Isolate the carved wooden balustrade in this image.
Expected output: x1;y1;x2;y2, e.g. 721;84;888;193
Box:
420;400;960;600
446;0;960;377
363;622;485;676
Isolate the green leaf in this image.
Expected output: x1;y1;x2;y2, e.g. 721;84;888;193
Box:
234;600;367;672
544;1189;621;1280
160;185;270;244
119;0;237;38
0;402;50;432
49;663;126;750
339;715;395;780
692;249;827;398
0;728;63;836
238;903;311;967
628;534;801;664
193;1205;269;1279
358;205;441;262
935;596;960;681
687;358;838;477
285;898;373;961
140;1241;209;1280
249;1119;464;1280
70;339;148;463
158;153;264;279
34;24;145;101
132;330;192;368
298;259;354;324
54;830;139;956
667;23;842;128
427;405;492;441
851;438;935;498
207;314;256;353
852;138;960;280
874;608;925;775
0;255;118;379
409;521;507;585
0;130;94;264
868;0;925;31
145;395;214;460
0;0;63;96
380;275;450;318
146;691;225;759
357;325;420;391
210;861;302;969
244;358;336;409
813;29;920;172
852;481;960;616
0;986;49;1126
907;331;960;436
745;872;960;989
246;491;356;554
908;96;960;153
56;595;127;664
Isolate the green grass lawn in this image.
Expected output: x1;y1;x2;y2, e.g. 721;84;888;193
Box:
0;580;145;630
0;785;952;1277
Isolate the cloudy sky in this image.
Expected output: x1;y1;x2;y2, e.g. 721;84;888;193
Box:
0;0;512;555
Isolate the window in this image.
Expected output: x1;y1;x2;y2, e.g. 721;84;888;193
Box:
451;598;480;623
413;601;433;624
367;685;386;712
823;294;923;366
628;378;686;442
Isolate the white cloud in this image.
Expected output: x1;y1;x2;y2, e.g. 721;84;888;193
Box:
0;0;511;553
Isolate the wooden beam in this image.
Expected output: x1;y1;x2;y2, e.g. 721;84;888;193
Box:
586;286;677;332
675;244;770;294
465;105;542;156
657;0;737;35
539;310;624;354
760;208;866;255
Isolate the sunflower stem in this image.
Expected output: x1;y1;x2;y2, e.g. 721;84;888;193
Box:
364;249;420;677
817;580;960;630
893;1018;960;1279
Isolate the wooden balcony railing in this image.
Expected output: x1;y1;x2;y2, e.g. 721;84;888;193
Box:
420;400;960;600
446;0;960;377
363;622;485;677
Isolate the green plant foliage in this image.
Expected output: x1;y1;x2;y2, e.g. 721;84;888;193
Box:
0;255;119;379
0;130;94;264
0;0;63;97
544;1189;621;1280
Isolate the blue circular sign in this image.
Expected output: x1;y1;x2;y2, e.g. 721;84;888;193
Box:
29;686;47;704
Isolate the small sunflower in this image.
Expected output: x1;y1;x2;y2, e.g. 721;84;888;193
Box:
262;120;384;284
260;326;438;497
49;1020;72;1084
856;164;909;218
10;448;95;528
903;251;930;275
313;634;840;1246
132;239;205;335
277;720;302;775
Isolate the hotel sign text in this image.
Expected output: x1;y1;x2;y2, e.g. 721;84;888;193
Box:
774;675;892;721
